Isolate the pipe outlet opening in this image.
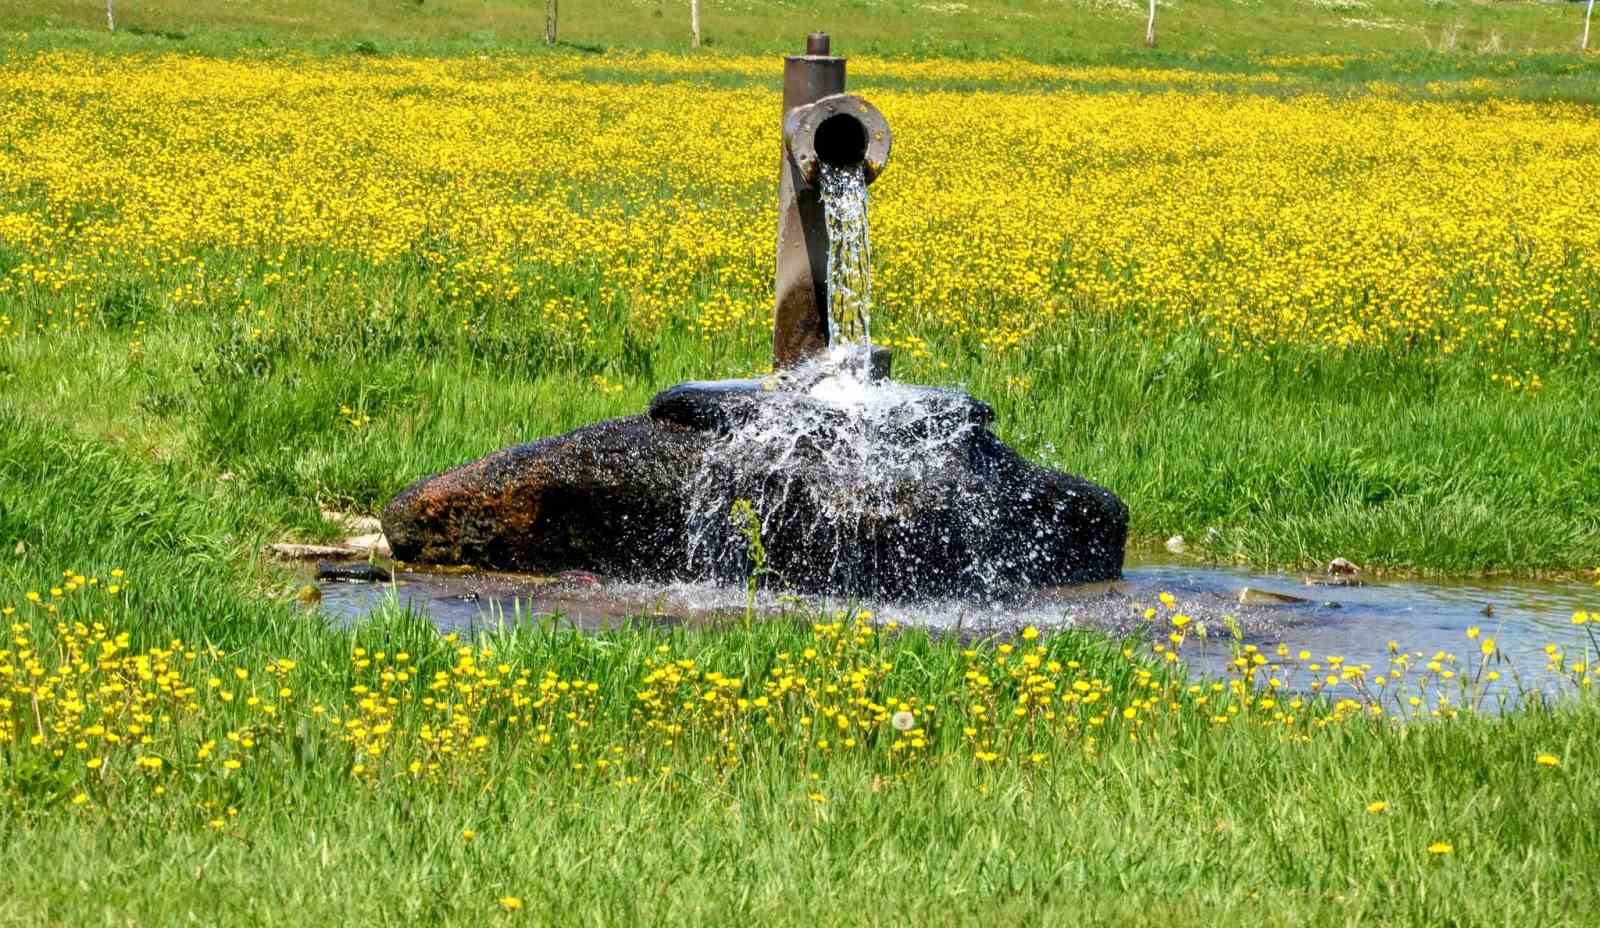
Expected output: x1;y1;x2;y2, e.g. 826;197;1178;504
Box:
814;113;869;169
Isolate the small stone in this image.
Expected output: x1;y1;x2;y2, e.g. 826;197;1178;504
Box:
1239;586;1311;606
1328;557;1360;576
269;543;359;560
315;561;392;583
1165;535;1187;555
345;533;392;557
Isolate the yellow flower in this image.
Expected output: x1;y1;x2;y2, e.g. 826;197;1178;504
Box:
1365;801;1388;814
1466;626;1480;639
462;828;477;842
1427;842;1453;855
1535;753;1560;768
498;897;523;911
1158;592;1176;609
1021;625;1039;641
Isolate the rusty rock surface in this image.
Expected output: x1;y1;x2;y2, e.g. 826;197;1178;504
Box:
383;416;703;576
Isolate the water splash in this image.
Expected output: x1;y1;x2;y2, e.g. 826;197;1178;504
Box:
682;363;1009;598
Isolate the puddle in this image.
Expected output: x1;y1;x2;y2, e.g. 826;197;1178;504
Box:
315;557;1598;700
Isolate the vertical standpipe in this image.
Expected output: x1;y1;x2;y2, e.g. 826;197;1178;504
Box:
773;33;892;371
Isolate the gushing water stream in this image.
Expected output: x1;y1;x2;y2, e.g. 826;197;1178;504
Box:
819;162;875;377
677;162;1025;597
677;161;1033;596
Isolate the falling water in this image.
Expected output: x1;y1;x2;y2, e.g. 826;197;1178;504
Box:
819;162;874;375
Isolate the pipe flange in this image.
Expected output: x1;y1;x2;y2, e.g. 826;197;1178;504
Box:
783;93;892;187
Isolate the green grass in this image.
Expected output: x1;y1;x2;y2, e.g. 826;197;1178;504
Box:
1;453;1596;928
3;244;1597;576
4;706;1597;927
3;300;1598;924
2;0;1598;69
1;407;1596;924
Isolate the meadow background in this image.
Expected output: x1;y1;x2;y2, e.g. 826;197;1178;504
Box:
2;1;1600;925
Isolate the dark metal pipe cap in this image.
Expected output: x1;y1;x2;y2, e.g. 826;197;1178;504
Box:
806;33;831;56
782;93;892;186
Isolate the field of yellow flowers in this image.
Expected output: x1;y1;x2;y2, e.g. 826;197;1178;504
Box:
2;49;1598;574
3;51;1598;365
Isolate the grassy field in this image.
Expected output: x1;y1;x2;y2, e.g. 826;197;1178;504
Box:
3;2;1600;924
2;0;1597;62
1;547;1597;926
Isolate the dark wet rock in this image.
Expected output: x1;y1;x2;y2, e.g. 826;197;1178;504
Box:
316;561;393;583
383;380;1126;600
648;378;993;434
384;415;702;577
648;379;768;431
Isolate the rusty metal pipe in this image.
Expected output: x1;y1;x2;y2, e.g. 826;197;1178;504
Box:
773;33;893;372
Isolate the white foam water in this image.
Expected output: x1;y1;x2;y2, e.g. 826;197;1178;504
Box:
681;366;990;595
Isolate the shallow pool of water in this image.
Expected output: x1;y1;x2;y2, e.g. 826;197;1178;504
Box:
316;557;1597;700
